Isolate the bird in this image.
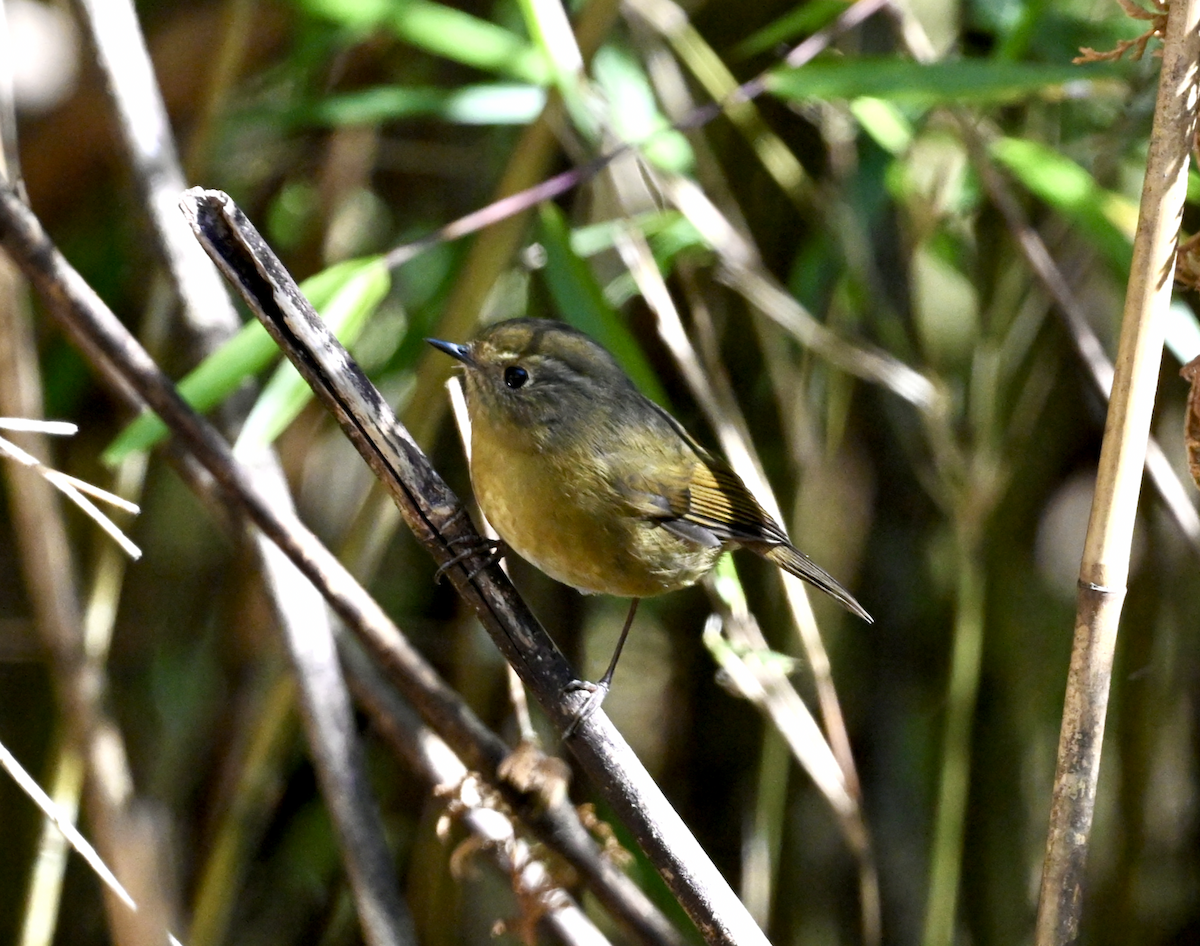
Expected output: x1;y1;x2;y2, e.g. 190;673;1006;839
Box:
428;318;871;721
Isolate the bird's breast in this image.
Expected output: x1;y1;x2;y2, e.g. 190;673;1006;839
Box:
468;422;719;597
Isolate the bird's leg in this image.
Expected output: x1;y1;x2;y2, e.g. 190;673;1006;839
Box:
563;598;640;737
597;597;640;691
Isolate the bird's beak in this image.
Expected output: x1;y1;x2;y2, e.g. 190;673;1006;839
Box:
426;337;474;366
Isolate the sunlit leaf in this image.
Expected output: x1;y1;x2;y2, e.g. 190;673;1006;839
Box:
591;45;693;172
386;0;548;84
849;97;914;154
300;0;549;83
103;258;389;463
569;211;686;258
732;0;845;59
989;136;1135;272
1188;169;1200;204
236;258;392;452
299;0;392;28
297;84;546;126
537;203;669;405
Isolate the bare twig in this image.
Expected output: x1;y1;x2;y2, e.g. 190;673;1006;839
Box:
0;0;24;192
0;433;140;558
0;417;78;434
343;640;612;946
1183;355;1200;488
69;0;240;347
0;740;135;910
1036;2;1200;943
1074;0;1167;64
248;460;417;946
17;733;86;946
654;171;939;410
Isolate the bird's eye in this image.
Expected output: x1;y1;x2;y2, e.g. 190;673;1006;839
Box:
504;366;529;389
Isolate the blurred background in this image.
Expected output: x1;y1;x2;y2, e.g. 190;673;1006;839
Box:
1;0;1198;944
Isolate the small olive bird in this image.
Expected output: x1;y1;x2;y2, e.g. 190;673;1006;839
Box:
429;318;871;716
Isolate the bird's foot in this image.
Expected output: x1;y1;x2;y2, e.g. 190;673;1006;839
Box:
562;679;610;738
434;534;506;584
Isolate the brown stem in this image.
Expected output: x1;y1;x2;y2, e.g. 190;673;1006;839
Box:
1035;1;1200;943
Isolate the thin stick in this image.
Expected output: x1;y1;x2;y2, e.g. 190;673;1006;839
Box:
0;740;135;910
68;0;240;347
1035;2;1200;943
0;418;78;435
342;641;611;946
0;436;141;558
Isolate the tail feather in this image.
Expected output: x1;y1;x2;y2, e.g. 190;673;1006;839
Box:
759;542;873;624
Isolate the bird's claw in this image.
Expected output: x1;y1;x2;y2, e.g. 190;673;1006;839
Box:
562;679;609;738
434;535;505;584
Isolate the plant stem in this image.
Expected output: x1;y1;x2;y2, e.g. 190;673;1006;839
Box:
922;534;986;946
1035;2;1200;943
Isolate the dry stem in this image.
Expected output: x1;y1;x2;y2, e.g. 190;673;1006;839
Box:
1036;1;1200;943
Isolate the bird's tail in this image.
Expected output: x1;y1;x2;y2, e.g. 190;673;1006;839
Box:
759;542;873;623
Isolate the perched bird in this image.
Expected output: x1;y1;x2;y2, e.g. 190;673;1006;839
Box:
428;318;871;713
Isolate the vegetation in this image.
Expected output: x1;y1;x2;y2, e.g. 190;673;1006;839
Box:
1;0;1197;944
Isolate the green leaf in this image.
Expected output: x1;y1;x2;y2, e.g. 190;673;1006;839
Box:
590;45;693;172
849;97;914;154
103;257;390;464
1188;169;1200;205
989;137;1135;273
298;0;393;29
299;84;546;126
568;211;685;258
387;0;549;84
768;57;1120;106
732;0;845;59
536;203;669;406
103;323;274;465
300;0;549;84
235;258;392;453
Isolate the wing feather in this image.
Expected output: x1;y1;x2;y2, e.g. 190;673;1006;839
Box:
616;399;873;622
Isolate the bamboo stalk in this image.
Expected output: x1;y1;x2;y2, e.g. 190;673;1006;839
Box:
1035;2;1200;943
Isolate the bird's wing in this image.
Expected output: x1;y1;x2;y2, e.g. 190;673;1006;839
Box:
677;455;788;544
614;417;783;547
619;404;873;622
